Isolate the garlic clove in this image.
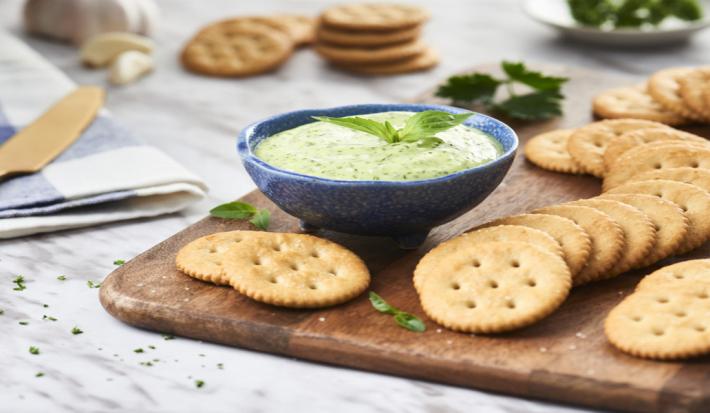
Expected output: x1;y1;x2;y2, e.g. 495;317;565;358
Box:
108;50;154;85
80;31;154;67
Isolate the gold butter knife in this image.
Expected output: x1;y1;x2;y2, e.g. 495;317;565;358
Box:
0;86;105;180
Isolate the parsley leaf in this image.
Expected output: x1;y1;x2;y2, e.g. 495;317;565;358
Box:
209;201;257;220
209;201;271;230
436;61;568;121
501;61;568;91
496;90;565;121
35;372;44;377
567;0;703;28
113;259;125;266
195;379;205;388
29;346;40;355
436;73;501;103
368;291;426;332
13;275;26;291
71;327;83;335
134;348;144;353
57;275;67;281
87;280;101;289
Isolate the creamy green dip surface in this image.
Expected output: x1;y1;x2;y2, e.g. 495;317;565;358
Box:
254;111;503;181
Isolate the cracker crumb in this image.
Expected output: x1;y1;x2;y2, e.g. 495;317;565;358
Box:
150;289;156;294
539;347;548;353
137;283;144;287
446;340;453;345
618;291;624;295
436;329;442;333
586;369;595;375
318;317;326;322
185;287;190;291
183;298;189;302
575;332;587;339
568;344;577;350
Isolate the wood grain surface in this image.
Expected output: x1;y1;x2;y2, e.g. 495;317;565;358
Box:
99;66;710;413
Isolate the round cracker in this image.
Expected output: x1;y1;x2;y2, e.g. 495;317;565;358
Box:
524;129;583;174
221;232;370;308
678;68;710;121
418;241;571;334
603;128;707;172
181;24;293;77
568;119;669;177
568;198;655;277
176;230;269;286
636;259;710;292
600;194;689;267
414;225;563;292
481;214;591;277
603;142;710;191
316;24;422;47
320;3;430;31
533;205;624;286
592;85;688;126
335;47;438;75
606;179;710;255
605;286;710;360
648;67;709;122
315;40;426;64
627;167;710;193
271;15;316;46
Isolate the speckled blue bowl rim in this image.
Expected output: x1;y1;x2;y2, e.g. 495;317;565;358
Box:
237;103;518;186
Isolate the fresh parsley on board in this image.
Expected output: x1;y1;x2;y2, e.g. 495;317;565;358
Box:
314;110;473;148
567;0;703;28
436;61;569;121
369;292;426;332
209;201;271;230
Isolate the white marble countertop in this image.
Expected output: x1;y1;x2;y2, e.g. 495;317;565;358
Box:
2;0;709;412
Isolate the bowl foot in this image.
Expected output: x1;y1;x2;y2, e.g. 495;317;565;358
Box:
299;220;319;233
393;231;429;250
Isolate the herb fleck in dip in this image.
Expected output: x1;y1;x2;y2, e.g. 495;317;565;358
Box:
254;111;503;181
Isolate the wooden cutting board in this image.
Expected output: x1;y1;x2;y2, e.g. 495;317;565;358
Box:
99;66;710;413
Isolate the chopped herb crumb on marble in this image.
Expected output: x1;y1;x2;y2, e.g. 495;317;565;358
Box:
195;380;205;388
19;321;28;325
29;346;39;355
217;363;224;370
148;345;156;350
42;315;57;321
71;327;83;335
134;348;144;353
162;335;175;340
35;372;44;378
113;259;125;266
87;280;101;289
140;361;153;367
57;275;67;281
42;304;49;308
0;309;4;315
13;275;26;291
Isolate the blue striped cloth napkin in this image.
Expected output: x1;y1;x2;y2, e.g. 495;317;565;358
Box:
0;32;207;238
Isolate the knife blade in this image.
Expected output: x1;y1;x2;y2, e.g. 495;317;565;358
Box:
0;86;104;180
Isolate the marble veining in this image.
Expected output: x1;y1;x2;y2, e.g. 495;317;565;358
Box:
3;0;709;411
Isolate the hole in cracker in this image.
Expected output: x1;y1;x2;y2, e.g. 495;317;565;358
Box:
208;246;217;253
698;292;708;299
308;283;317;290
253;257;262;266
451;282;461;290
488;280;499;289
527;279;537;287
269;277;277;284
680;205;688;212
273;244;283;252
506;300;516;309
471;259;481;268
652;328;664;336
674;311;687;317
695;325;706;332
631;315;642;322
657;297;669;304
511;259;520;268
654;192;663;198
311;251;320;258
690;161;699;168
653;163;662;169
673;273;683;279
290;263;300;271
465;300;476;309
593;141;603;148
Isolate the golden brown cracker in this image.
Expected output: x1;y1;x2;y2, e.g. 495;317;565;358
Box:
316;24;422;47
417;241;571;333
599;193;690;267
524;129;583;174
605;285;710;360
636;259;710;291
648;67;709;122
181;24;293;77
177;231;371;308
603;128;707;172
627;167;710;193
414;225;563;292
606;179;710;255
568;198;655;277
567;119;669;177
272;14;317;45
533;205;624;286
603;142;710;191
320;3;430;31
315;40;426;64
678;68;710;121
334;47;438;75
592;85;688;126
481;214;591;277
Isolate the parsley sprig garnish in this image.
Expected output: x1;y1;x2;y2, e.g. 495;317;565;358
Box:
436;61;569;121
369;292;426;332
567;0;703;28
209;201;270;230
314;110;473;148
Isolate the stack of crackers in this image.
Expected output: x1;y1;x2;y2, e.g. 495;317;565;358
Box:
593;67;710;126
314;3;439;75
181;15;316;77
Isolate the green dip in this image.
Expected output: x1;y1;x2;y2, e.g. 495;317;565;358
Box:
254;111;503;181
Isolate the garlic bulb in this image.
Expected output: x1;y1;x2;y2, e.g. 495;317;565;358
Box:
80;32;154;67
23;0;159;45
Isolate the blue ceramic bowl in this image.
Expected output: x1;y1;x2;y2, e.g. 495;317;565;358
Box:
237;104;518;248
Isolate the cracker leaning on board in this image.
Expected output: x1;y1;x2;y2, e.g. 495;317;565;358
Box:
174;65;710;362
